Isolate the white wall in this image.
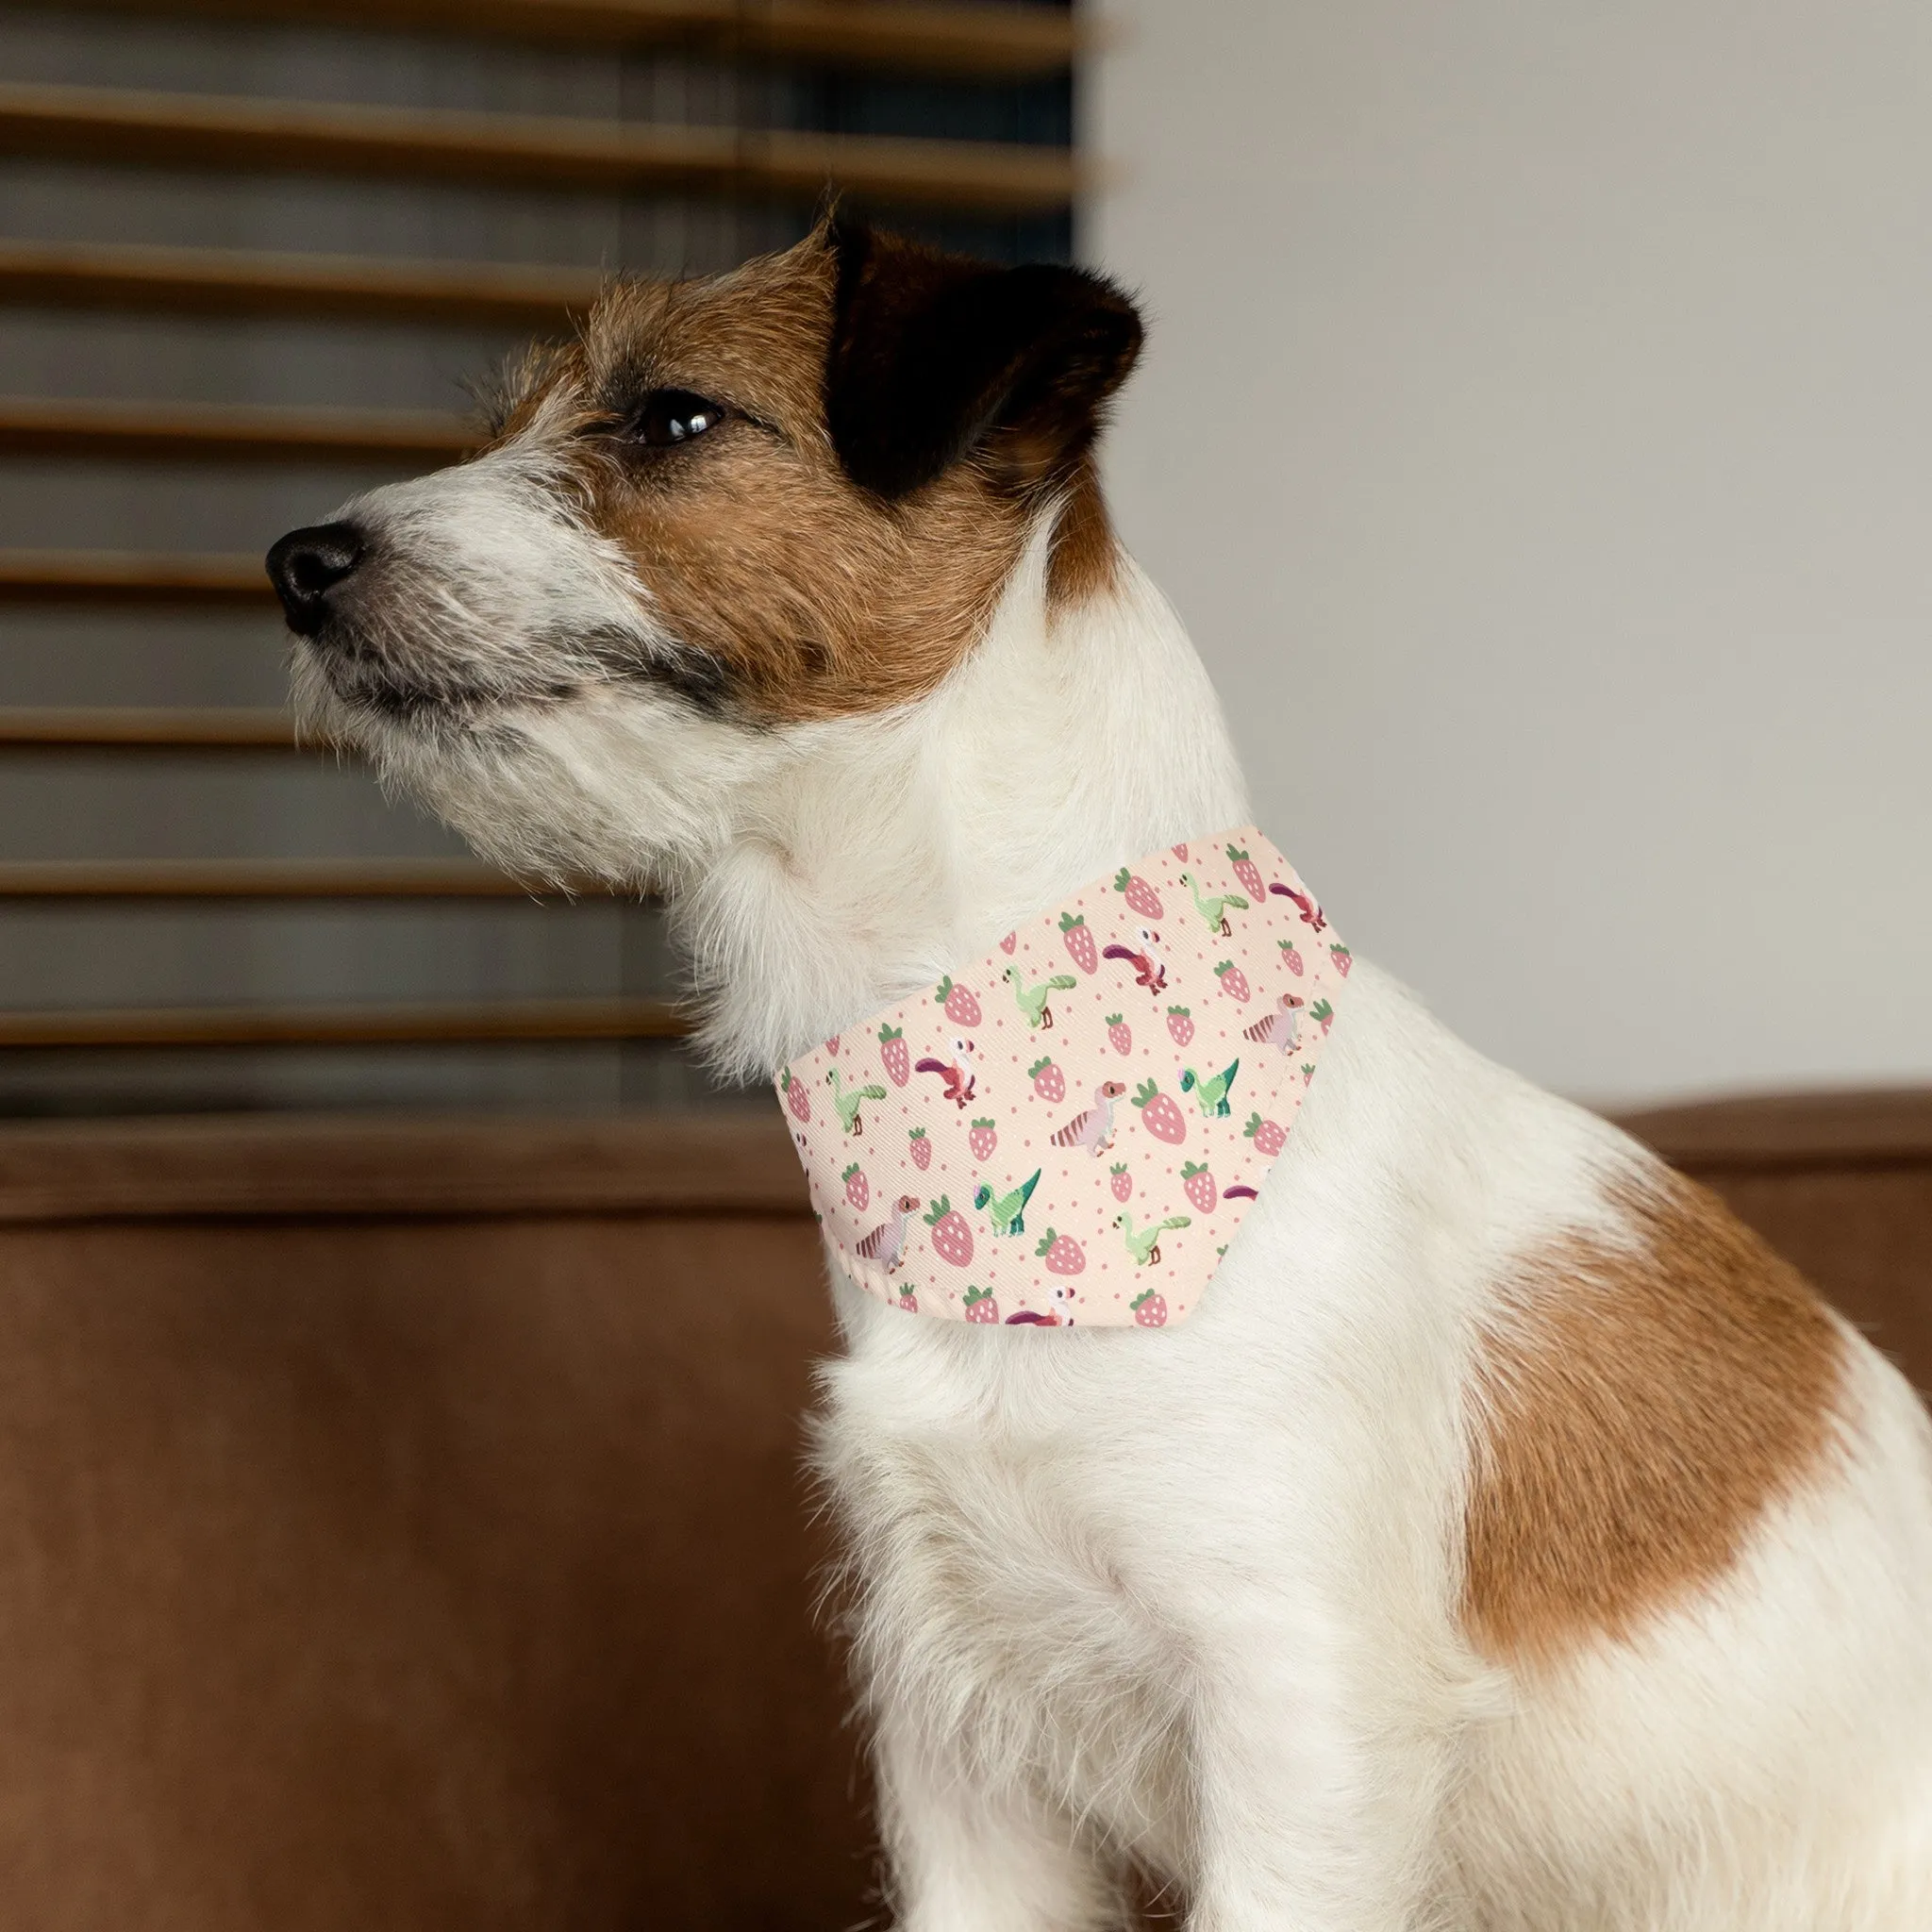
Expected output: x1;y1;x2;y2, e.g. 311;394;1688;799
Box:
1087;0;1932;1106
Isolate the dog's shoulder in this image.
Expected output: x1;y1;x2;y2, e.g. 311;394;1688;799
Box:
1462;1154;1847;1667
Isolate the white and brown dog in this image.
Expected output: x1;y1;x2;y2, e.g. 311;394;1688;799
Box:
268;220;1932;1929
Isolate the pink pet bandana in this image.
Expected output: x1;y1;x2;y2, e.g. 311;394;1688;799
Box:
775;830;1347;1328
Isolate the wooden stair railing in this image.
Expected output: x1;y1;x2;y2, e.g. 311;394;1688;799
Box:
32;0;1083;77
0;859;568;899
0;8;1080;1071
0;708;298;748
0;82;1085;215
0;996;688;1048
0;551;275;603
0;396;475;463
0;240;601;327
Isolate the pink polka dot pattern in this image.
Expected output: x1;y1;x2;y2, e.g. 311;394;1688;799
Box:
776;829;1347;1329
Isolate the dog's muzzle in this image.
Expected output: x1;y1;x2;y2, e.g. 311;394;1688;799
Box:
266;522;366;638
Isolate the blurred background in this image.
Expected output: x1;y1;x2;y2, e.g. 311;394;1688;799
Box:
0;0;1071;1117
1094;0;1932;1108
0;3;1926;1927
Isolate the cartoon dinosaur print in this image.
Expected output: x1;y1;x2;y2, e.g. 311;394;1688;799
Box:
974;1169;1041;1238
1268;880;1327;931
1179;1058;1241;1118
1113;1208;1191;1267
913;1037;978;1108
1050;1079;1128;1157
1243;994;1305;1055
1101;926;1167;994
1005;1282;1075;1326
826;1064;888;1134
1004;962;1078;1030
854;1194;922;1273
1179;871;1249;936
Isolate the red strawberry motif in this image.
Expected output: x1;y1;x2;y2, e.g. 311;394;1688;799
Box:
1029;1056;1064;1103
1215;960;1250;1003
1130;1288;1169;1328
1329;944;1352;977
892;1285;919;1314
1106;1013;1132;1056
878;1024;909;1086
923;1196;974;1268
999;931;1017;954
1171;843;1188;859
1225;844;1265;901
908;1127;931;1171
1181;1160;1217;1212
1166;1005;1193;1046
1311;997;1335;1035
936;977;981;1026
1277;939;1304;977
1059;911;1097;974
969;1118;997;1160
781;1069;810;1124
1243;1111;1286;1157
1034;1227;1086;1274
1109;1161;1132;1202
1114;868;1164;919
824;1035;841;1054
961;1284;999;1324
841;1162;869;1211
1132;1078;1187;1144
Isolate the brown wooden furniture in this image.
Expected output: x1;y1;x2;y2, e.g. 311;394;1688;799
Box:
0;1091;1922;1926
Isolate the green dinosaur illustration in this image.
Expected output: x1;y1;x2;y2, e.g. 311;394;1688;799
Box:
1113;1208;1191;1267
973;1169;1041;1237
1178;870;1250;935
1179;1058;1241;1118
1003;962;1079;1029
826;1065;887;1135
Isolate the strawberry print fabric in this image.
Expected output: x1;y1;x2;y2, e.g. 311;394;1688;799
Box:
775;830;1347;1328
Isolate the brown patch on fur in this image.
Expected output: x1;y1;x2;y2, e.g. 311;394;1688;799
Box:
1462;1168;1846;1666
1046;458;1121;610
483;229;1130;724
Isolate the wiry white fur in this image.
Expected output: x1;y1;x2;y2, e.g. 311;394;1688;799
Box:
296;461;1932;1928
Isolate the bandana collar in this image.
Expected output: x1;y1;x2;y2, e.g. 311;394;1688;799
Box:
775;829;1347;1328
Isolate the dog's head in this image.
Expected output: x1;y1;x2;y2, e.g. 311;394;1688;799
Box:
268;218;1142;888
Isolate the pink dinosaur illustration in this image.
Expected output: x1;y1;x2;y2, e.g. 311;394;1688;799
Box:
1268;881;1327;932
1050;1078;1129;1157
1102;925;1167;994
854;1193;923;1273
1004;1282;1076;1326
914;1037;978;1108
1243;992;1307;1056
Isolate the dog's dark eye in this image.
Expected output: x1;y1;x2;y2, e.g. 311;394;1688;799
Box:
628;389;726;448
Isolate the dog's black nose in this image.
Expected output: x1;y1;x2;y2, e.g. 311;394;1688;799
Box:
266;522;365;636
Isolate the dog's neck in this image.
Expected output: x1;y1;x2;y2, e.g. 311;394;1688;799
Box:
676;526;1252;1081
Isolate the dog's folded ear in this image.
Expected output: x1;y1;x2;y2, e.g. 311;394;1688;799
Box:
824;216;1143;502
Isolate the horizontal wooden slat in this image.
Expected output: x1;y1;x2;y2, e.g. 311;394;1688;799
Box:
36;0;1080;76
0;858;557;898
0;708;298;748
0;995;685;1047
0;548;274;603
0;239;601;328
0;395;473;464
0;82;1082;214
0;1108;801;1222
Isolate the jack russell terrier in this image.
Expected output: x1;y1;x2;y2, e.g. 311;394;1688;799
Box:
268;218;1932;1930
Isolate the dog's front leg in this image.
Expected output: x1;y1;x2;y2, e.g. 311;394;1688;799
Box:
1182;1641;1454;1932
875;1707;1123;1932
